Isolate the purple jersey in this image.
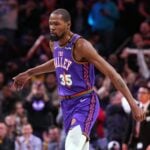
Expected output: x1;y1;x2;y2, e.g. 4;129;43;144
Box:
53;34;95;96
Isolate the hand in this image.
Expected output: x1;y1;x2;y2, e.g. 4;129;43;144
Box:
12;71;31;91
120;48;129;58
42;131;50;143
131;103;146;122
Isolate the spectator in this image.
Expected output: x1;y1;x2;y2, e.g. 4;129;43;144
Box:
136;84;150;150
96;77;111;100
0;0;18;43
4;115;16;140
48;126;61;150
24;80;54;138
138;0;150;22
139;21;150;47
43;125;61;150
44;73;59;124
0;121;15;150
122;83;150;150
120;33;150;80
95;75;111;109
105;91;129;149
13;102;28;136
1;85;20;116
56;107;66;150
15;123;42;150
88;0;119;55
25;35;52;66
90;108;107;150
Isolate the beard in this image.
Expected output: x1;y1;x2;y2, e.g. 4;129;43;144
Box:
50;32;65;41
50;33;59;41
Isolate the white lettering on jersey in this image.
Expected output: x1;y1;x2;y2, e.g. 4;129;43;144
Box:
54;57;72;71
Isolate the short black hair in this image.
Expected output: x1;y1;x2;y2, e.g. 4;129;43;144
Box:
51;8;71;22
139;82;150;92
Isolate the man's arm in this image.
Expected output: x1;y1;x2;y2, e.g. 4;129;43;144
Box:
75;39;134;105
74;38;145;121
13;59;55;90
137;51;150;79
26;35;52;60
26;36;45;60
27;59;55;76
123;48;150;55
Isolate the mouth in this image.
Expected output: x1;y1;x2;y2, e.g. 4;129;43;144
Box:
50;32;56;35
50;30;56;34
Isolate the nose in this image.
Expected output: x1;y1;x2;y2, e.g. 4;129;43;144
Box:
50;25;55;32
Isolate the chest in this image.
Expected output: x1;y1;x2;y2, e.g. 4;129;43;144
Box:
53;47;73;71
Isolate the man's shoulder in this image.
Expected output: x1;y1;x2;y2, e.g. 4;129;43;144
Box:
17;135;42;142
75;36;88;44
75;37;91;49
31;135;42;143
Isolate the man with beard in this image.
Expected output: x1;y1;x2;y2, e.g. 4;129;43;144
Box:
12;9;145;150
0;122;15;150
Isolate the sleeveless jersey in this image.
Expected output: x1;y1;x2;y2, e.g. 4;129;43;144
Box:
53;34;95;96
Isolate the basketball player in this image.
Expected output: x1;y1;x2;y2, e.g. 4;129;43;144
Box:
12;9;145;150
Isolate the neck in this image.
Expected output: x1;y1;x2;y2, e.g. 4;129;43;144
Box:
59;32;73;46
24;134;31;139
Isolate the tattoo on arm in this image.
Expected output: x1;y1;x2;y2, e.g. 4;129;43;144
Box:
117;79;126;89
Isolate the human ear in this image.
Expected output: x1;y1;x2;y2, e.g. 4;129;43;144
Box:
67;21;71;29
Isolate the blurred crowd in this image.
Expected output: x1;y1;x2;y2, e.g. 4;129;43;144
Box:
0;0;150;150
